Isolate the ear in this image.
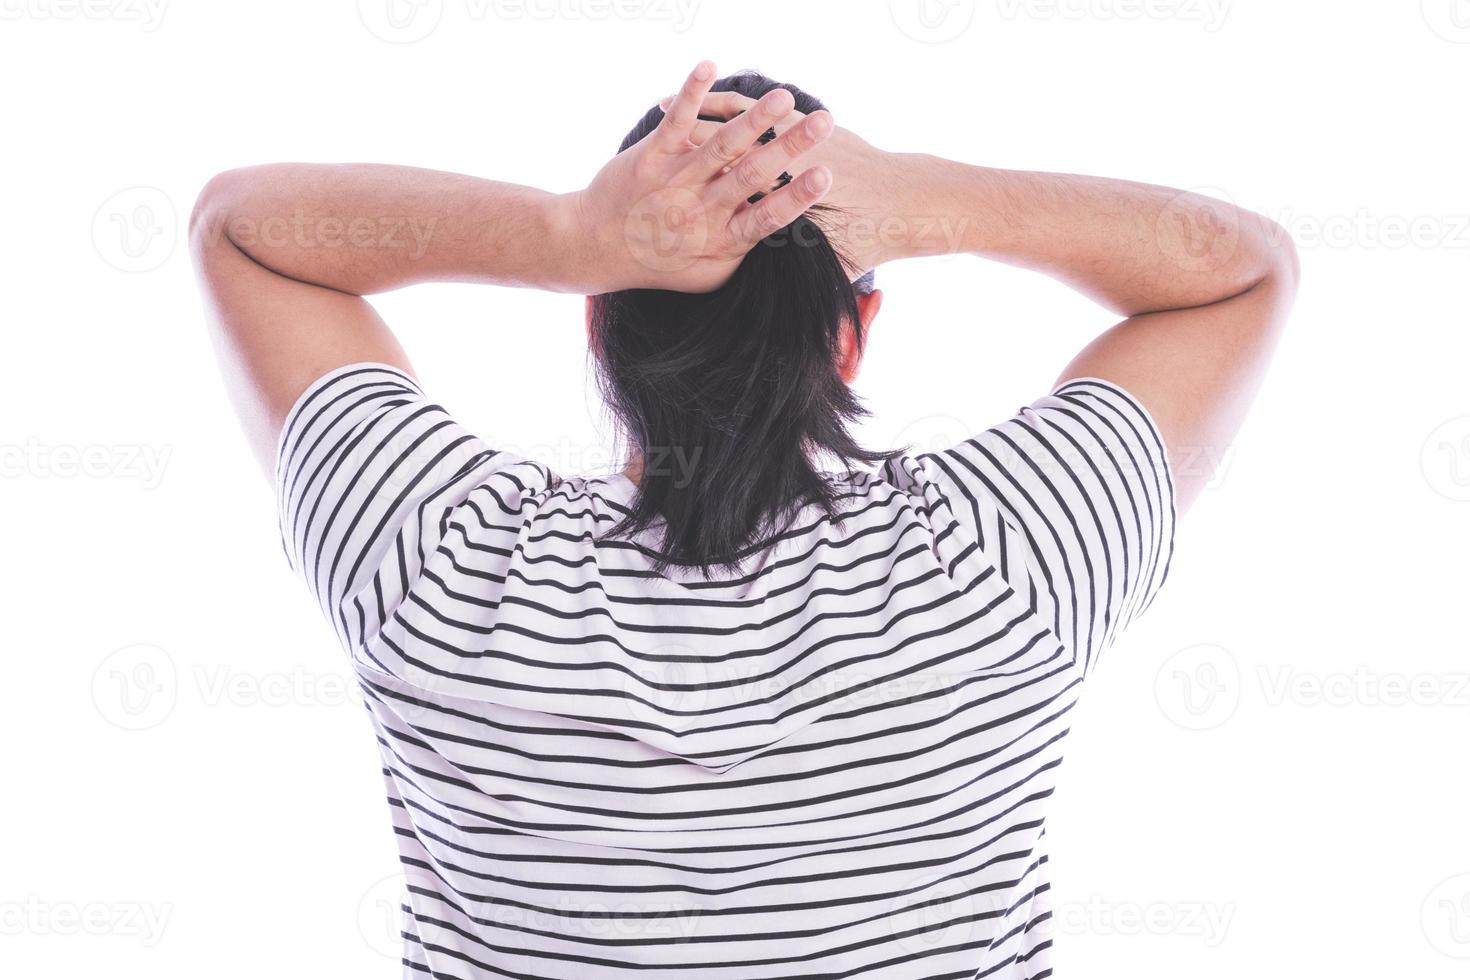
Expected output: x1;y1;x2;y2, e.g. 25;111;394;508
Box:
837;288;883;385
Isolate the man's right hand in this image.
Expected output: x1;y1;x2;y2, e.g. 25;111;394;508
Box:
570;62;838;295
664;89;915;277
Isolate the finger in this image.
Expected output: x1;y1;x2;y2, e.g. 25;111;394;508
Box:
713;117;805;172
653;60;717;148
716;109;833;205
658;90;760;121
656;93;804;159
693;88;796;177
685;115;804;160
688;119;723;145
687;117;800;152
729;165;832;246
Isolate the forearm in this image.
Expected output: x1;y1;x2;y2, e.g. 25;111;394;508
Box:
189;163;591;295
885;155;1292;316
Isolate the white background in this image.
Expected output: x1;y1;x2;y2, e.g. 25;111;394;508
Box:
3;1;1468;977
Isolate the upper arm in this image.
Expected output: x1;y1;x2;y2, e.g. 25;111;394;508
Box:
189;173;414;478
1056;232;1300;514
919;380;1175;674
276;364;547;653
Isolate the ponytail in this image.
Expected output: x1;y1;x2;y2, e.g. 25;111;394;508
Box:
590;72;894;571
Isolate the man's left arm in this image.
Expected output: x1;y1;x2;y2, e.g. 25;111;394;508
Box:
188;163;586;476
189;64;839;479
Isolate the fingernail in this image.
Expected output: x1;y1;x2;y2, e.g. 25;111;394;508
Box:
695;61;714;81
806;168;831;193
807;113;833;138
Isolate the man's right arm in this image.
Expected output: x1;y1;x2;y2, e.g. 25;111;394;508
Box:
882;159;1300;514
637;89;1299;514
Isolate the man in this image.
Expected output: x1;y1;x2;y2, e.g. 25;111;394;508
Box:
191;61;1296;978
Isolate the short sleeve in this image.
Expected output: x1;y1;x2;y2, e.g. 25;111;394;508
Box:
273;363;552;654
913;377;1176;674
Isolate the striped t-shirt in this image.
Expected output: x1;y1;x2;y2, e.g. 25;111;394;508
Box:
276;363;1174;979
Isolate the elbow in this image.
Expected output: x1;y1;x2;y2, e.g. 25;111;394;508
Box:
1247;213;1301;301
1261;215;1301;291
189;170;233;257
188;167;259;256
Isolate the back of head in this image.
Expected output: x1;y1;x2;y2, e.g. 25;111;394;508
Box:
589;70;891;572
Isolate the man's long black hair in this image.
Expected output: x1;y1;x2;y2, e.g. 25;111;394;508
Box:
590;70;894;572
